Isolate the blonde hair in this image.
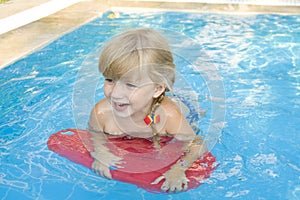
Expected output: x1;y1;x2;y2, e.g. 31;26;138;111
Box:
98;28;175;91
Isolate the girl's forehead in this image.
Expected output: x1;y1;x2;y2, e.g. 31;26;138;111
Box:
120;67;152;82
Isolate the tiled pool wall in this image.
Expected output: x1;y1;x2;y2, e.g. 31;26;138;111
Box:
115;0;300;11
130;0;300;6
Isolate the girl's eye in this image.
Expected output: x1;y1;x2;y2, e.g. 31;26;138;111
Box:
126;83;137;88
105;78;114;83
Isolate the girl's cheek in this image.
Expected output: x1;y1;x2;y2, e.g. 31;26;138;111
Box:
103;85;112;97
126;88;138;98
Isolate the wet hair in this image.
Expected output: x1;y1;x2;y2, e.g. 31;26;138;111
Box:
98;28;175;91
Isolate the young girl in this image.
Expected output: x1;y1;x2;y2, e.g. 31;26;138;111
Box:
88;28;207;192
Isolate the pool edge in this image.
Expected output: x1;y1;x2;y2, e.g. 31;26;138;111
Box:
0;0;109;70
0;0;299;70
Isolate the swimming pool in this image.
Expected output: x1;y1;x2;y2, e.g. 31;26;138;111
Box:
1;10;300;199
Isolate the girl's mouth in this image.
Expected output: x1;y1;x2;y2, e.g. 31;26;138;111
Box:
113;102;130;111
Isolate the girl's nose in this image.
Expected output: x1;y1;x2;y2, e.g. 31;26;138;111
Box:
111;81;125;99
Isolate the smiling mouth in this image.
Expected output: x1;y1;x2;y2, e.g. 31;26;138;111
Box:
118;103;129;106
113;102;130;111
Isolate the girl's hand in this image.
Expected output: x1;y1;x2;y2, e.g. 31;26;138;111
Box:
91;149;123;168
92;159;112;179
151;165;189;192
90;150;124;179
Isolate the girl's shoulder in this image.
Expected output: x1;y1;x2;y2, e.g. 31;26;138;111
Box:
94;98;111;110
89;98;112;132
160;96;184;116
160;96;195;136
93;98;114;121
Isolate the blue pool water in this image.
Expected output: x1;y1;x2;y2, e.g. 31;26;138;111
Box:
1;10;300;199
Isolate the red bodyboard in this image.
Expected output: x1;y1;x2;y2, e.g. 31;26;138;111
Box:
47;129;216;193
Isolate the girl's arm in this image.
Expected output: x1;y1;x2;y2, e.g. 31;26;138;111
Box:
88;103;123;178
151;135;206;192
166;111;207;170
152;100;207;192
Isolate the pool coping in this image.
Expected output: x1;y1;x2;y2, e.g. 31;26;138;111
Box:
0;0;83;35
0;0;299;70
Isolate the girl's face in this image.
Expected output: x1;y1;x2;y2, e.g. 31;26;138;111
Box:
103;69;164;120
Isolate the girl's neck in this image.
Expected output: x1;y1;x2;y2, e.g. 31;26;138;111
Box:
130;100;153;125
112;95;164;133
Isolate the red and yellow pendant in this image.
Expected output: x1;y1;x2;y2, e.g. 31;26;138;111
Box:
144;114;160;125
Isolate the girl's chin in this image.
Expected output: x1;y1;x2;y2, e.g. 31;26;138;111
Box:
112;108;131;118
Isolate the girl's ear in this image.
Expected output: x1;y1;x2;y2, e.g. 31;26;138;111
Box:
153;84;166;98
